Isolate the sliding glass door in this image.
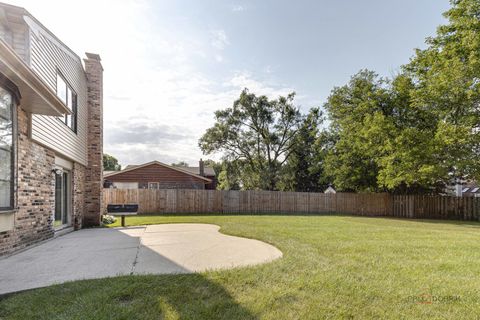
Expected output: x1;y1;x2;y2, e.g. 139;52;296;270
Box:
54;170;71;228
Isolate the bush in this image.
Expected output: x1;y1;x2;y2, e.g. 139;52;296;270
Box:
102;215;117;225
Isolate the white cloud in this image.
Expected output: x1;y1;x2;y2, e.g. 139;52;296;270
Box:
210;29;229;50
231;5;245;12
228;71;294;98
13;0;300;167
214;54;224;63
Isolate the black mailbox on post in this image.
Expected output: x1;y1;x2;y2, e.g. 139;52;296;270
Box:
106;204;139;227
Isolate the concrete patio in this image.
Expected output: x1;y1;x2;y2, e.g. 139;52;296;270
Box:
0;224;282;295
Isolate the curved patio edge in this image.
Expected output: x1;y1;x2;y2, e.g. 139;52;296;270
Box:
0;223;282;294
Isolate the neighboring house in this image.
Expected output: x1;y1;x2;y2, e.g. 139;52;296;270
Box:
104;160;216;190
461;184;480;198
324;186;336;194
0;2;103;256
446;181;480;197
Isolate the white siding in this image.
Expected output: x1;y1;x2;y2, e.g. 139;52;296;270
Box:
0;22;29;62
28;28;88;165
0;7;89;166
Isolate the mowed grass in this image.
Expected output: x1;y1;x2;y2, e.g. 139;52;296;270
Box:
1;215;480;319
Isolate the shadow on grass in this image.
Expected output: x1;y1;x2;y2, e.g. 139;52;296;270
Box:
105;273;258;319
0;274;257;319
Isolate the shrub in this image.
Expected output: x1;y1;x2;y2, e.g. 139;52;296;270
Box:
102;215;117;225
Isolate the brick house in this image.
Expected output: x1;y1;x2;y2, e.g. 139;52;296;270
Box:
104;160;216;190
0;3;103;256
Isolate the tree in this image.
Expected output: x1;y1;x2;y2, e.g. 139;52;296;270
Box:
371;74;445;192
402;0;480;184
321;1;480;193
278;108;329;192
371;0;480;191
323;70;452;193
103;154;121;171
199;89;303;190
216;161;242;190
323;70;392;192
171;161;189;167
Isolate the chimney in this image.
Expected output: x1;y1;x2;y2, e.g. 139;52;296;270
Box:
83;53;103;227
199;159;205;176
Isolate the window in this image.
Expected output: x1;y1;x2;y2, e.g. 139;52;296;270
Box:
112;182;138;189
56;73;77;132
0;87;13;210
148;182;159;189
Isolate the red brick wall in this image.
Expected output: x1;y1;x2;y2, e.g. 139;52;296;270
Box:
0;52;103;255
0;108;55;255
84;53;103;227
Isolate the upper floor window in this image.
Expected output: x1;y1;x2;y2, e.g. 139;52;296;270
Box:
56;73;77;133
0;86;14;210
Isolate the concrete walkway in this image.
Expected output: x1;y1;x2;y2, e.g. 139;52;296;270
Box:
0;224;282;294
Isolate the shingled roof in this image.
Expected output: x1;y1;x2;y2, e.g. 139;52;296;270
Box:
104;161;212;182
123;164;215;176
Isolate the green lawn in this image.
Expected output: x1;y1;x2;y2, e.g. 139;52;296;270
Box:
1;215;480;319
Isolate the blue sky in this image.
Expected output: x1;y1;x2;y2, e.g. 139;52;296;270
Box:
155;0;450;100
16;0;451;166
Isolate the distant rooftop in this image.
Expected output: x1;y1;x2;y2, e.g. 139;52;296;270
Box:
123;164;215;176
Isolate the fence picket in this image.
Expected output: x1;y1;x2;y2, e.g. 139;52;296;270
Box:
102;189;480;221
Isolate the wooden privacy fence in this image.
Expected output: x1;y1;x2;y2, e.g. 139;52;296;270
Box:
103;189;480;221
392;195;480;220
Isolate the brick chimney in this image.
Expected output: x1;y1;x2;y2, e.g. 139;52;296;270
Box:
83;53;103;227
199;159;205;176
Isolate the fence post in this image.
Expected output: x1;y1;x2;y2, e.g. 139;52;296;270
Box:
101;189;479;221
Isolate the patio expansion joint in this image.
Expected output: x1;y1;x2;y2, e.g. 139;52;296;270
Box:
130;228;147;275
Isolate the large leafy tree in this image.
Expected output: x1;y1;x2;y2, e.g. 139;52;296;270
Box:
278;108;329;192
325;0;480;193
323;70;392;192
324;71;454;193
199;89;303;190
372;75;445;192
103;154;121;171
403;0;480;184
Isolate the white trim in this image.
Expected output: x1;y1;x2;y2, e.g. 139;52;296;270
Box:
54;156;73;170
